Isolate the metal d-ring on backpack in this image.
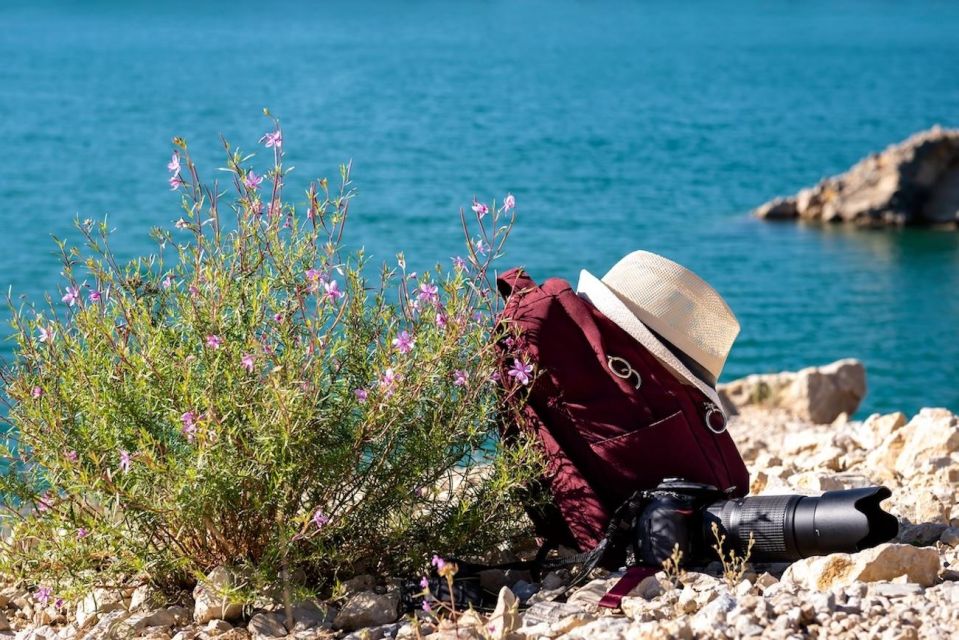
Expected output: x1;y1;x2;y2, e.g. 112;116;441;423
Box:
493;253;749;607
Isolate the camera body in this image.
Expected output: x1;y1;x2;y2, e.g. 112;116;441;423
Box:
634;477;898;567
634;478;726;567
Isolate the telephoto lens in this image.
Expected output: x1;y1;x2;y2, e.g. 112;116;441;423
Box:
703;486;899;562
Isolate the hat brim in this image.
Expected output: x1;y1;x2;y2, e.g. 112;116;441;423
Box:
577;269;724;410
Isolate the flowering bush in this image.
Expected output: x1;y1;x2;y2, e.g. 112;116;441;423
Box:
0;115;541;599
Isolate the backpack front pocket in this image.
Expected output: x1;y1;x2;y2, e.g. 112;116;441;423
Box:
585;410;713;505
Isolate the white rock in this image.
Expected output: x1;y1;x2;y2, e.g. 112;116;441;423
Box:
75;589;126;629
632;574;666;600
13;625;56;640
248;612;287;639
782;543;940;590
894;409;959;477
753;572;778;592
0;589;23;612
521;601;589;626
565;576;620;609
539;571;569;591
332;591;398;631
203;619;233;636
487;587;520;640
789;472;847;493
855;412;908;449
341;575;375;594
794;446;845;472
128;585;154;611
539;613;595;638
192;567;245;624
82;610;132;640
284;600;331;631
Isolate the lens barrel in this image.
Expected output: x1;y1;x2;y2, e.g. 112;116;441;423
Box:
703;486;898;562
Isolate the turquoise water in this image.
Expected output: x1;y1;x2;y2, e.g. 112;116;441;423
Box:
1;0;958;417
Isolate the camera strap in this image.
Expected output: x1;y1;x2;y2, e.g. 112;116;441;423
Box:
403;491;655;612
556;489;652;595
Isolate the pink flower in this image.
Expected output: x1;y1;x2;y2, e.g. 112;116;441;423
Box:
205;335;222;349
431;555;447;572
162;274;175;290
417;283;439;304
489;370;501;383
181;411;197;442
453;370;468;387
31;386;43;399
169;173;185;190
38;326;54;343
35;587;52;607
354;388;368;403
436;313;447;329
167;152;180;174
88;290;102;302
392;331;415;354
65;450;78;462
472;201;489;217
189;285;200;297
37;492;53;512
379;368;398;396
475;239;489;256
241;353;255;373
77;527;88;539
61;286;81;307
312;508;330;529
422;600;432;613
260;130;283;148
503;193;516;211
324;279;344;302
244;170;263;190
119;450;132;473
452;256;467;271
175;218;190;230
419;576;429;590
507;359;533;385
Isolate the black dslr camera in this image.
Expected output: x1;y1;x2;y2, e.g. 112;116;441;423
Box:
635;478;898;567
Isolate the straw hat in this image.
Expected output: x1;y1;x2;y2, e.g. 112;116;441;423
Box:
576;251;739;409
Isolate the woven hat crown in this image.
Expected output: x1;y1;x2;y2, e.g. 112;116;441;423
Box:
601;251;739;382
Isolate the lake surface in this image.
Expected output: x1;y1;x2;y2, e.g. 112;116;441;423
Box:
1;0;958;417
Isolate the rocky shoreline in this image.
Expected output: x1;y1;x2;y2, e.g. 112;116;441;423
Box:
3;363;958;640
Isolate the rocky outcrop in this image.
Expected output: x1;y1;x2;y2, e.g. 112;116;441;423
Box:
754;127;959;227
719;358;866;424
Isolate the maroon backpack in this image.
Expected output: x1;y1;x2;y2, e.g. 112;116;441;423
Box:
495;268;749;558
